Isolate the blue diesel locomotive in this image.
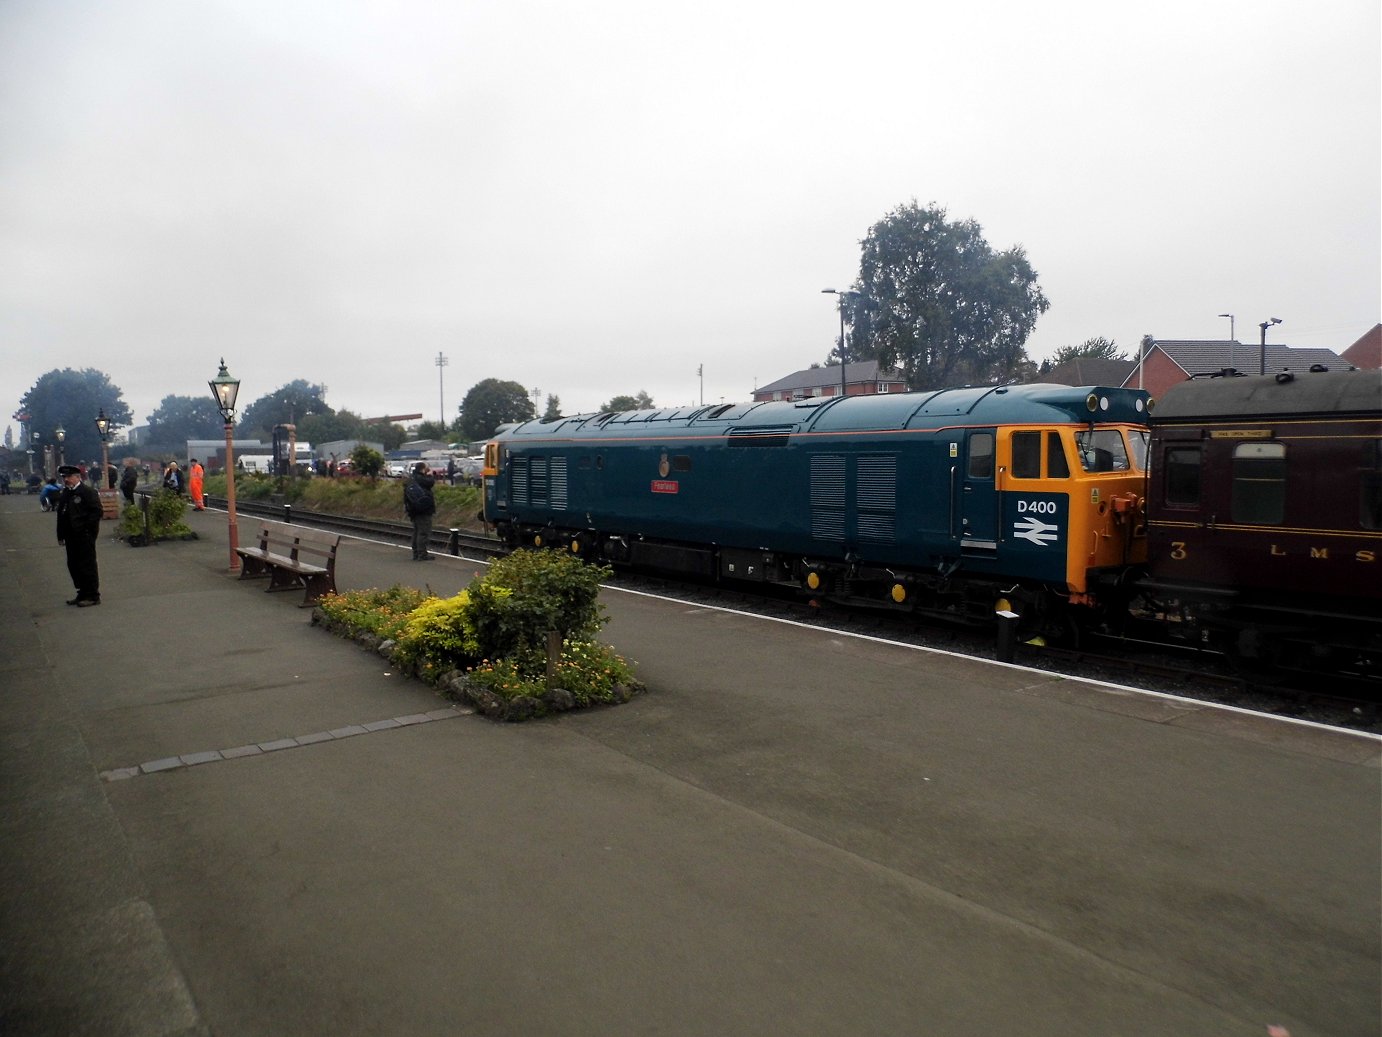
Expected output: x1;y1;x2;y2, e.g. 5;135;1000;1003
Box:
483;383;1151;637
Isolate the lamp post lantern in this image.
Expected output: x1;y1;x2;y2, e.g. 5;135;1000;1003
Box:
54;424;65;470
821;289;861;398
209;358;242;571
94;408;112;492
1258;317;1282;375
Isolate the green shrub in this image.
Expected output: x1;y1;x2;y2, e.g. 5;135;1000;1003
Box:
317;586;428;639
394;592;481;669
466;549;609;658
464;639;637;706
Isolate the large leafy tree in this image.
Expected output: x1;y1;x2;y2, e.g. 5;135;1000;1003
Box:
18;368;133;464
1049;337;1127;366
145;394;225;449
599;391;655;412
235;380;330;440
457;379;536;441
844;202;1049;390
298;408;368;446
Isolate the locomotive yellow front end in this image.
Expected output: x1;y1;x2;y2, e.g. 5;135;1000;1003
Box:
996;391;1149;603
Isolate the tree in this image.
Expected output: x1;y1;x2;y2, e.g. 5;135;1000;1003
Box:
18;368;133;464
363;421;408;452
599;391;655;412
349;444;384;479
845;201;1049;390
542;395;562;421
145;394;225;449
457;379;536;441
236;380;330;440
1049;337;1127;367
298;408;368;446
414;420;450;441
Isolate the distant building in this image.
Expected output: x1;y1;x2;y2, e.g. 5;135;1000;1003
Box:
753;361;907;402
1125;339;1347;398
1341;324;1381;370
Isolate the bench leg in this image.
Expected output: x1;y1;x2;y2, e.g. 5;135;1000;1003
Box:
299;573;335;608
265;565;304;593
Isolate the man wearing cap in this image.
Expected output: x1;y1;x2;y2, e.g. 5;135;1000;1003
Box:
55;464;102;606
403;462;436;561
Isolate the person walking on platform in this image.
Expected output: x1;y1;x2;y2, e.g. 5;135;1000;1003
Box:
403;462;436;561
55;464;101;606
188;458;205;510
119;458;139;505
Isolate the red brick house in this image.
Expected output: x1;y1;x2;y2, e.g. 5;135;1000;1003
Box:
1341;324;1381;369
1124;339;1347;399
752;361;907;402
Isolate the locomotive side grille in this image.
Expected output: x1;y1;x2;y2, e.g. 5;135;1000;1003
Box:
530;457;549;506
510;456;529;505
856;455;897;543
550;456;568;510
810;455;846;541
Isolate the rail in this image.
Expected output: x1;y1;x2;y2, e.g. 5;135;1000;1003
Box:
202;495;504;560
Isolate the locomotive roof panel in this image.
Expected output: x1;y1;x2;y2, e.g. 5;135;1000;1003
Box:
495;383;1151;442
1151;368;1382;422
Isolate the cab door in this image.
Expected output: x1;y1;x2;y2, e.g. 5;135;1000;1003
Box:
960;429;998;549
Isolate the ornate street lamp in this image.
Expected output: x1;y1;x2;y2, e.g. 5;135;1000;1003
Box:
209;358;242;571
94;408;112;493
54;424;65;470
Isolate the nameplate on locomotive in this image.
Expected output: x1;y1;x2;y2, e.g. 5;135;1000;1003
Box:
651;480;679;494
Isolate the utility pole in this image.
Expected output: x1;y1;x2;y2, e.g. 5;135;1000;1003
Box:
698;364;703;406
435;352;448;426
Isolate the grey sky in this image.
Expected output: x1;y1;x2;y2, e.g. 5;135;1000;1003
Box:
3;0;1378;436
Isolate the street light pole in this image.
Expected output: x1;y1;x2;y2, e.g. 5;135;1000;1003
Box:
54;425;65;470
821;288;860;398
94;408;112;494
1258;317;1282;375
1217;313;1235;370
209;359;243;572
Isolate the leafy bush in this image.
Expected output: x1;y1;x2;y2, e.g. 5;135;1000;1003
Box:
464;639;637;706
394;592;481;668
466;549;609;658
120;490;192;542
317;586;427;639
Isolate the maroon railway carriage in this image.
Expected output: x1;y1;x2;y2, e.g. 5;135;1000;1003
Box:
1141;367;1382;677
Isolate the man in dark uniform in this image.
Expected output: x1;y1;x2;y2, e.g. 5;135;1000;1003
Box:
55;464;102;606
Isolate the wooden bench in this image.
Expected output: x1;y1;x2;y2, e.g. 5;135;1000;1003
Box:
236;521;341;607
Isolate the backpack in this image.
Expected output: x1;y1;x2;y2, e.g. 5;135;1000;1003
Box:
404;479;433;516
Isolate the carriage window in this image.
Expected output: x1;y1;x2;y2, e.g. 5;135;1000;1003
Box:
1010;433;1040;479
1164;447;1201;505
1362;440;1382;530
1231;442;1286;524
1047;432;1070;479
1074;429;1129;472
967;433;994;479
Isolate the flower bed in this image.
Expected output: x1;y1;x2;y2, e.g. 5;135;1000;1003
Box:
311;551;644;722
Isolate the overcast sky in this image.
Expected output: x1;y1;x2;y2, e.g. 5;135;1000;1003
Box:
3;0;1378;437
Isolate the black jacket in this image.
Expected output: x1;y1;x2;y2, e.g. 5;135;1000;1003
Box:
404;472;436;517
56;482;102;542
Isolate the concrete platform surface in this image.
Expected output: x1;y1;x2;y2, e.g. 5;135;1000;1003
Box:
1;495;1378;1036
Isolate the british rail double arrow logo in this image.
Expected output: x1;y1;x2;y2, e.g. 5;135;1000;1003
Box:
1014;515;1059;546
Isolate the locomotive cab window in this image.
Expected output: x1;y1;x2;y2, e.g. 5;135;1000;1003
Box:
1231;442;1286;525
967;433;994;479
1010;432;1040;478
1047;432;1071;478
1074;429;1130;472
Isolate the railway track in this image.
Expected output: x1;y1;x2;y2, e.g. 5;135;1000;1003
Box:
203;498;1379;732
202;496;504;559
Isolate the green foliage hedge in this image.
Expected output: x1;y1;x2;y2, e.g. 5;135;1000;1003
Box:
316;549;641;719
